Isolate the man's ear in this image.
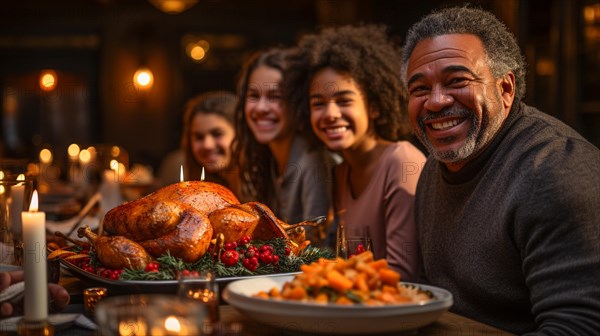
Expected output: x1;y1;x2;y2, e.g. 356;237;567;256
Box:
500;72;515;111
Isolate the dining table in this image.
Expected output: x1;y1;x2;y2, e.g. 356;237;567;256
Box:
51;272;514;336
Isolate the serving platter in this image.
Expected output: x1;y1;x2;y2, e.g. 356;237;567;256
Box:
58;256;299;295
223;275;453;335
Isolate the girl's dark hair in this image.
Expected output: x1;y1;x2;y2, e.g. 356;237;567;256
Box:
181;91;237;181
232;48;289;201
284;24;411;148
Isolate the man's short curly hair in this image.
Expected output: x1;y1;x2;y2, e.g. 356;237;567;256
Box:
284;24;410;145
400;6;527;100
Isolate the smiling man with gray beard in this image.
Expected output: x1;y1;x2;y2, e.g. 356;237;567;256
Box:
402;6;600;335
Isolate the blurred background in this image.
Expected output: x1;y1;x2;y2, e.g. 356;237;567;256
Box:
1;0;599;174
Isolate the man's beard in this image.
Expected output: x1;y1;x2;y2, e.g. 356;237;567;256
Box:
416;92;505;164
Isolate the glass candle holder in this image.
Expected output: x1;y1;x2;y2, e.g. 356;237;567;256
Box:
178;271;219;324
95;294;206;336
83;287;108;317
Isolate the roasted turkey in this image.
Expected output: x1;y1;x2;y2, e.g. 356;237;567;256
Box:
101;181;322;263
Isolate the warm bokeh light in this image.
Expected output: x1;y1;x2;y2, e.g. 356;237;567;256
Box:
164;316;181;333
117;162;126;178
27;163;39;175
133;68;154;89
87;146;97;159
68;144;81;158
111;146;121;157
190;45;206;60
186;40;210;62
0;171;4;180
584;4;600;24
110;159;118;170
149;0;198;14
39;70;58;92
39;148;53;163
79;149;91;164
17;174;25;182
536;58;556;76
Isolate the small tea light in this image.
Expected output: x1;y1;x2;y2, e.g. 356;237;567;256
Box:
84;287;108;316
150;315;194;335
119;317;147;336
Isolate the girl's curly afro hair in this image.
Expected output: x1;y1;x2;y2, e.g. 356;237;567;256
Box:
284;24;411;147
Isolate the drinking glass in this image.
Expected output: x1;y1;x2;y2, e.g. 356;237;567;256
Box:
345;236;373;258
336;223;373;259
0;177;33;265
177;271;219;325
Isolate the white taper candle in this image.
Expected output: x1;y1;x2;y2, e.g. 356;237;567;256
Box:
21;190;48;321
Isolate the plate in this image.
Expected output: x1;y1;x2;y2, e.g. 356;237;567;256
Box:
59;257;299;295
223;275;453;335
0;314;97;334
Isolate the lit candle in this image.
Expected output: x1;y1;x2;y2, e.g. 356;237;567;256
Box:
110;160;126;181
180;165;184;182
99;170;123;219
21;190;48;322
9;174;26;240
149;316;195;336
201;167;205;181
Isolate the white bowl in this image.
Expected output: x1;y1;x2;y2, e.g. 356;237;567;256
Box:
223;275;453;335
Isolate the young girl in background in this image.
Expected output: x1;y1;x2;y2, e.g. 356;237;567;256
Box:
284;25;425;280
234;48;335;245
180;91;243;199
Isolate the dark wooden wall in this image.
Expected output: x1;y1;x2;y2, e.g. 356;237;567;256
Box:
1;0;598;171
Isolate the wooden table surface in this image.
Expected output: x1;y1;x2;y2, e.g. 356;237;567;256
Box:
218;304;512;335
58;273;513;336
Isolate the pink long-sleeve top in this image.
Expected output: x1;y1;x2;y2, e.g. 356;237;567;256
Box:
335;141;425;281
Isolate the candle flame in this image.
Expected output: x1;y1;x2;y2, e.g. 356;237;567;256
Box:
201;167;205;181
29;190;39;212
180;165;184;182
16;174;25;186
